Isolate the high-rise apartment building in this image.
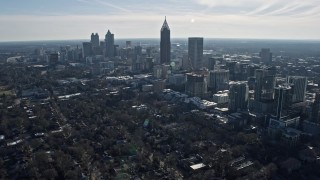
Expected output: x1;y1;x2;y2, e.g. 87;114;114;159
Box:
274;85;293;120
82;42;93;58
185;73;207;98
287;76;307;103
228;81;249;112
209;69;229;93
160;17;171;64
188;37;203;70
312;93;320;123
254;67;276;102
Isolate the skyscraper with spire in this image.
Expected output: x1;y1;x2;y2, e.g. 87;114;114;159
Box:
105;30;114;58
160;17;171;64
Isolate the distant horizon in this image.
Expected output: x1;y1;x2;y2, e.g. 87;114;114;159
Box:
1;37;320;43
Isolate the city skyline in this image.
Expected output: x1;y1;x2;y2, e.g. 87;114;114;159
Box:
1;2;320;178
1;0;320;41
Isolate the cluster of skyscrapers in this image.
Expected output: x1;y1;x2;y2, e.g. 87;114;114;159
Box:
82;30;115;59
79;17;320;137
156;17;320;139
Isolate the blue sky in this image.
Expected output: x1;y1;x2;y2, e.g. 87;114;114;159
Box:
0;0;319;41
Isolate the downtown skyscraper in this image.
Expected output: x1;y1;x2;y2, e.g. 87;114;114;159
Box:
160;17;171;64
105;30;115;58
274;85;293;120
228;81;249;112
188;37;203;70
91;33;99;47
287;76;307;103
260;48;272;65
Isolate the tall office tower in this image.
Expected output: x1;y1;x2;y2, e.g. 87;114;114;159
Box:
254;67;276;102
99;41;106;57
312;93;320;123
208;57;223;70
161;64;171;79
287;76;307;103
153;65;163;79
160;17;171;64
132;45;146;72
247;65;260;90
154;79;166;93
35;48;44;56
49;53;59;66
146;47;152;57
105;30;115;58
188;37;204;70
100;41;105;47
260;48;272;65
226;61;237;81
114;45;119;57
185;73;207;98
208;69;230;93
134;46;142;57
145;57;154;72
132;46;143;68
91;33;102;55
274;85;293;120
208;57;216;70
228;81;249;112
73;46;81;61
91;33;100;47
126;41;132;48
236;63;249;81
82;42;93;58
247;65;260;78
254;69;266;101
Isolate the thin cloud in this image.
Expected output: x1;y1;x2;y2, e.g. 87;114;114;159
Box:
246;2;279;15
0;0;319;41
194;0;320;17
0;14;319;41
76;0;89;4
77;0;131;13
94;0;131;13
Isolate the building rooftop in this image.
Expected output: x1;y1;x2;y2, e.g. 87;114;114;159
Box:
213;93;228;97
190;163;206;170
229;81;248;85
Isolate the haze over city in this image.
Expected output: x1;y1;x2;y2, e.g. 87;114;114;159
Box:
1;0;320;41
2;0;320;179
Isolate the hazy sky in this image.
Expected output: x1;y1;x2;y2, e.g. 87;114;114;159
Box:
1;0;320;41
